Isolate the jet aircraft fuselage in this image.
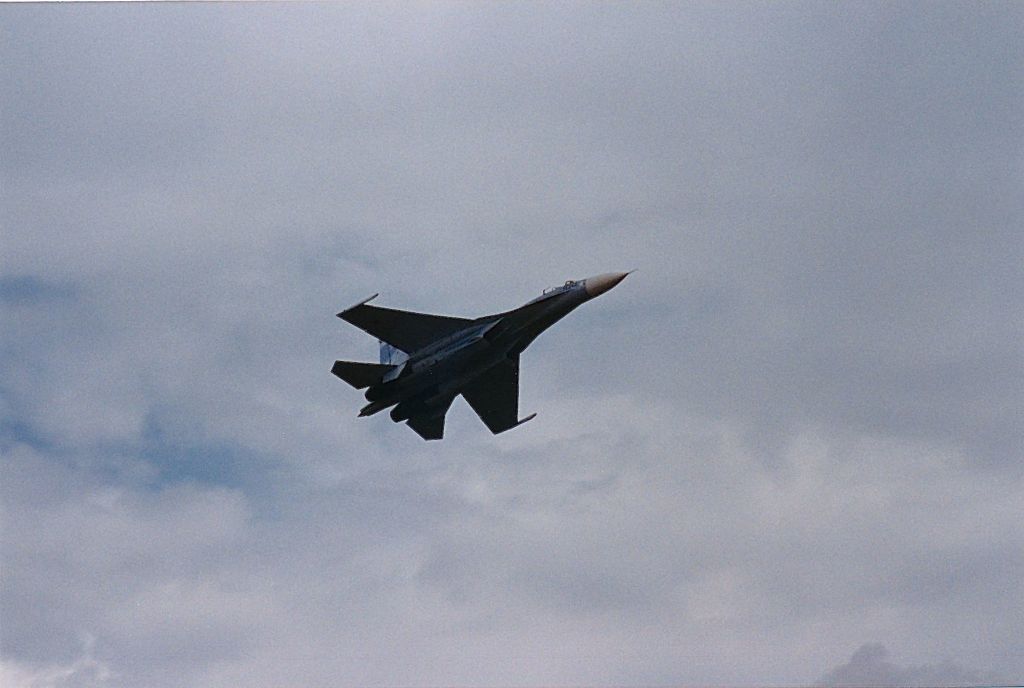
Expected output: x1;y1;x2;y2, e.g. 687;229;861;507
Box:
331;272;629;439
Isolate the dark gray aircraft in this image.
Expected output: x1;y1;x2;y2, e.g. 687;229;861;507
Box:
331;272;631;440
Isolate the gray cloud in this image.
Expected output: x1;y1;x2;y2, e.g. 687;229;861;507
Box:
2;3;1022;686
818;643;1006;687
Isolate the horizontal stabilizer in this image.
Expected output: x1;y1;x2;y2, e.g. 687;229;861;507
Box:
331;360;393;389
406;395;455;441
407;414;445;440
461;355;526;434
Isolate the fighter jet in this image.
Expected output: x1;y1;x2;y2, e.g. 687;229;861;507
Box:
331;272;631;440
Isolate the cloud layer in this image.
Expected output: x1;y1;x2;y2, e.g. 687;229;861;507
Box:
2;4;1022;686
819;643;1005;687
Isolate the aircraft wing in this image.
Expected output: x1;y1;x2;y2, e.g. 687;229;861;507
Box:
338;296;473;354
461;355;534;435
406;396;455;441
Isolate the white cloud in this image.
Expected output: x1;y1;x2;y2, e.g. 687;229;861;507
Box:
2;3;1021;686
0;636;113;688
4;404;1019;685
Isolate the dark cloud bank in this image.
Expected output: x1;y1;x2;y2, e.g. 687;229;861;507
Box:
819;643;1006;687
2;3;1021;687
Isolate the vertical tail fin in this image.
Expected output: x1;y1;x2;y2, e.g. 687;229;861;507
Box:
379;341;409;365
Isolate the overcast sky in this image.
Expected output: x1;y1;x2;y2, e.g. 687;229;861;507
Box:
2;3;1022;687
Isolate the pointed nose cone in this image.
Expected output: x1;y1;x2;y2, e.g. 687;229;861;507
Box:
584;271;631;298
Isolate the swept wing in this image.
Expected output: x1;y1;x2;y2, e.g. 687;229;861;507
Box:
338;295;473;354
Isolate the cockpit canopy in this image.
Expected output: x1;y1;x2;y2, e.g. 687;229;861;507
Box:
526;279;581;305
542;279;580;295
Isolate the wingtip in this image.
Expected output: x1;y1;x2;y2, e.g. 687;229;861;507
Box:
337;293;379;318
514;413;537;428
